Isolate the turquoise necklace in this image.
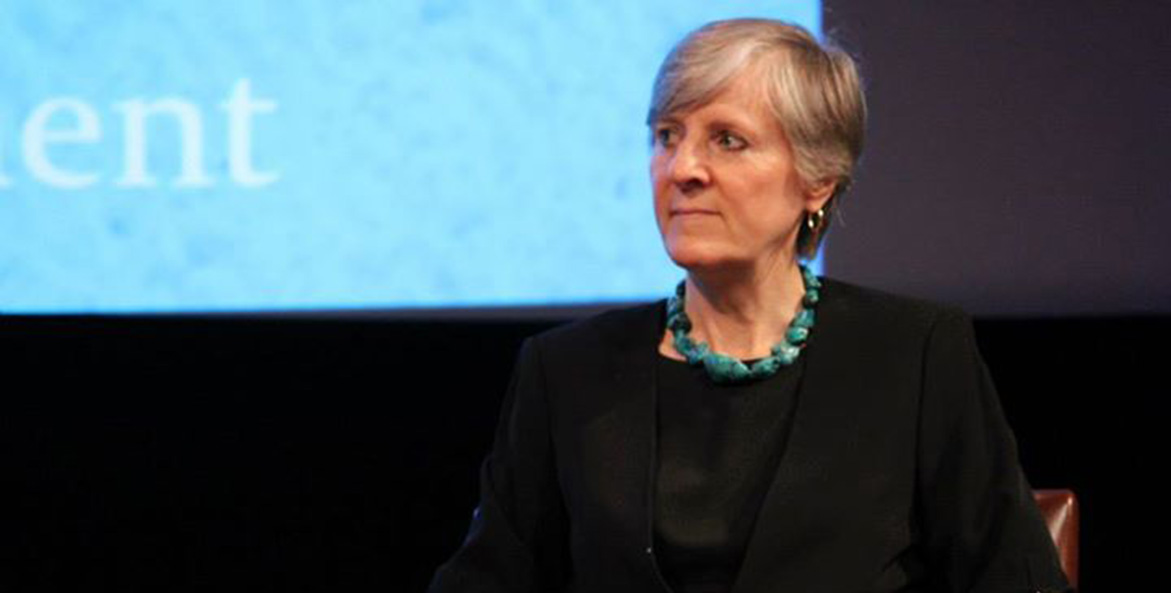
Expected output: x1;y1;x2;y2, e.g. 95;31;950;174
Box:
666;264;820;384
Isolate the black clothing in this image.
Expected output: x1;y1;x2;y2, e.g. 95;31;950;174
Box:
428;278;1072;593
653;356;802;593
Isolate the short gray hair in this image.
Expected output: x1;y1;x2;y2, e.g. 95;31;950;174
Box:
647;18;866;258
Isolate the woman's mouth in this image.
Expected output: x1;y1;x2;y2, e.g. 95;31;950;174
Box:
672;208;718;217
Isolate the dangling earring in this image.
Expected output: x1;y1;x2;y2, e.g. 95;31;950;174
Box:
805;208;826;231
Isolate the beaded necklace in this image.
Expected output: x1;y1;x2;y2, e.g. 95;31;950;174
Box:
666;264;820;384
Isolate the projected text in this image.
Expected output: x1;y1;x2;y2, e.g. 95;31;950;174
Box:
0;79;278;190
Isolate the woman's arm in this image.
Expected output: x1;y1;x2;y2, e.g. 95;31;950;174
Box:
428;337;571;593
915;309;1072;593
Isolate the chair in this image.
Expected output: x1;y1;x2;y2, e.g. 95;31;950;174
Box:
1033;489;1079;589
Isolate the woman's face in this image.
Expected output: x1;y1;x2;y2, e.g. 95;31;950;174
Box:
650;68;832;274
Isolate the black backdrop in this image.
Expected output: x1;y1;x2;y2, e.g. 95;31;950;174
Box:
2;313;1167;591
822;1;1170;316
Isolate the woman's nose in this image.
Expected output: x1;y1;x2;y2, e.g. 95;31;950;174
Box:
667;139;710;189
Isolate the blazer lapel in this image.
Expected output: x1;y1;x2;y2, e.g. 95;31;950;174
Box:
592;287;878;593
563;300;671;589
730;279;876;593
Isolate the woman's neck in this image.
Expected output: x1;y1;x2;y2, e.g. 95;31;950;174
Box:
667;258;808;360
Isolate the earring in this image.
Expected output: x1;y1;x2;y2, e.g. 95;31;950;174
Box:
805;208;826;231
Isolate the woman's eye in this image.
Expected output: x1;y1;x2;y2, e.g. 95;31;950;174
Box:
655;127;678;147
716;130;747;150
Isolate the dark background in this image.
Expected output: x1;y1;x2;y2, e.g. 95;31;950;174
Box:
3;2;1168;591
2;315;1166;592
823;1;1170;316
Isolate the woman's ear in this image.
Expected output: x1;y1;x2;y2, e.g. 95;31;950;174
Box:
804;179;837;212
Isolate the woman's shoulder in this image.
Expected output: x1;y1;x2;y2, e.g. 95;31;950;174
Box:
815;276;976;346
807;278;985;390
526;300;665;360
819;276;969;321
519;277;974;358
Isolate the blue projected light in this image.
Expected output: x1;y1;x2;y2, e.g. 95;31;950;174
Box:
0;1;821;313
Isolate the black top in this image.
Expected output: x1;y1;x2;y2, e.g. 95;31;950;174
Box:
429;278;1072;593
654;355;805;593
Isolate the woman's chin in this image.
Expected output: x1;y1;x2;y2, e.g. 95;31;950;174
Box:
666;245;742;272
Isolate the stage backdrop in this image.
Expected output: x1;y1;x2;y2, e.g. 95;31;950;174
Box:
822;1;1170;316
0;1;820;313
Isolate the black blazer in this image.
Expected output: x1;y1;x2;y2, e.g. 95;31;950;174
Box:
429;278;1070;593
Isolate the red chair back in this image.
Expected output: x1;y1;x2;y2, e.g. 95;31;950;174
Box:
1033;489;1079;589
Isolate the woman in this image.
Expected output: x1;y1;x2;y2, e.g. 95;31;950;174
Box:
429;18;1070;593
